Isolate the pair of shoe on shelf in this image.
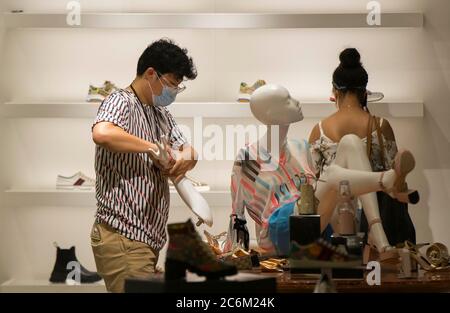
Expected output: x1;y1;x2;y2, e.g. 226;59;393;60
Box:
87;81;119;102
56;171;95;190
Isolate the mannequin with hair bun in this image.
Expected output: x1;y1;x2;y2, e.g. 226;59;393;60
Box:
332;48;369;110
309;48;418;262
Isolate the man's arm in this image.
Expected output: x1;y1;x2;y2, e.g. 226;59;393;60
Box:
92;122;158;153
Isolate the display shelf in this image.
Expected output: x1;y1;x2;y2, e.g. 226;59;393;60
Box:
3;12;424;29
3;188;231;207
1;100;424;118
0;279;106;293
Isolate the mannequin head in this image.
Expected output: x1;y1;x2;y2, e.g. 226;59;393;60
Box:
250;84;303;125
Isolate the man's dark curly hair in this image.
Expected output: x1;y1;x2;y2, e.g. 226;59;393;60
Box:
137;38;197;81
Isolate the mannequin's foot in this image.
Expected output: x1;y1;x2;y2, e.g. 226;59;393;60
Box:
363;218;399;265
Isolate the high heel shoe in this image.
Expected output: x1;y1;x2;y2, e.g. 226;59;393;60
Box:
363;218;399;265
165;219;237;280
379;149;420;204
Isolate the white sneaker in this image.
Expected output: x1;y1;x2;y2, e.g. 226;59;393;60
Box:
56;171;95;190
185;175;210;192
367;90;384;102
169;176;210;192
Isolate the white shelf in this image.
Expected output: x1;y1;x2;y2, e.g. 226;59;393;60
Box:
3;12;424;29
1;100;424;118
0;279;106;293
3;188;231;207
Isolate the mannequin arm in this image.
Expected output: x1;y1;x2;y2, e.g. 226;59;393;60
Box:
148;137;212;227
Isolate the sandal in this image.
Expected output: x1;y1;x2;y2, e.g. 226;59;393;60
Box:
363;218;399;265
379;149;420;204
403;241;450;271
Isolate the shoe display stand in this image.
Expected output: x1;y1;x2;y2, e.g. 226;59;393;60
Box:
3;12;423;29
288;260;365;279
0;279;106;293
124;272;276;293
1;100;424;118
276;266;450;293
3;188;231;207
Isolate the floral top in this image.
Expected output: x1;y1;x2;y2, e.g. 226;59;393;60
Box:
311;119;398;176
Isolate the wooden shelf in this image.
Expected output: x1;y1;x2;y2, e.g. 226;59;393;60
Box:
3;188;231;207
3;12;424;29
1;100;424;118
0;279;106;293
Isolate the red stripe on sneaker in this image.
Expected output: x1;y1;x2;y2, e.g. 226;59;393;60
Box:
73;178;85;186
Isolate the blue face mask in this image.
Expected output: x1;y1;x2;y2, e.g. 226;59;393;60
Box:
148;75;177;107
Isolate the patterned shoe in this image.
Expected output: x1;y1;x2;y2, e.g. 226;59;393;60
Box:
220;248;260;270
56;171;95;190
290;239;349;262
204;230;227;255
87;80;119;102
165;219;237;280
238;79;266;102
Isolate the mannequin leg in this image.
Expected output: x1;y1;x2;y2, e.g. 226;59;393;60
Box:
315;134;394;251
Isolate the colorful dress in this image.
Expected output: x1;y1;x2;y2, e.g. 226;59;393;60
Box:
226;139;316;253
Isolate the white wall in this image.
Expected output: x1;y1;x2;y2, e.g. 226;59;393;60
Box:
0;0;7;284
0;0;449;283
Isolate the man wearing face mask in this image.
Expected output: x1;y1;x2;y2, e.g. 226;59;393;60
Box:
90;39;198;293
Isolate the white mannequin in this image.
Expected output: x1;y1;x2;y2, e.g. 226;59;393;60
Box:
227;84;417;260
148;136;213;227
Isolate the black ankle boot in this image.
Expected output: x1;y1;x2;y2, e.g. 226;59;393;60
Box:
165;219;237;280
49;244;102;283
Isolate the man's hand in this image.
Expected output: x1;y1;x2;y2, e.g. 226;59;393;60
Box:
161;144;197;179
167;157;194;178
147;142;175;172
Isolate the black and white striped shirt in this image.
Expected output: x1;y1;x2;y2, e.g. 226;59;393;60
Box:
92;89;186;251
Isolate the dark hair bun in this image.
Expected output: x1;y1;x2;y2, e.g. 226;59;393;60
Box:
339;48;361;69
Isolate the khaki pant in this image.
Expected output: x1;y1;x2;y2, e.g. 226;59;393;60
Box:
91;223;159;293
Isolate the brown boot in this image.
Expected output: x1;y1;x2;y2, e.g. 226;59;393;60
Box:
165;219;237;280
